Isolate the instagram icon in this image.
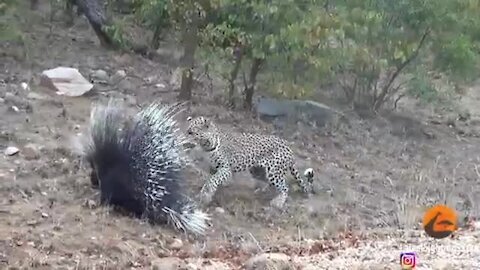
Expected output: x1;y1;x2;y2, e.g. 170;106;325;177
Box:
400;252;417;269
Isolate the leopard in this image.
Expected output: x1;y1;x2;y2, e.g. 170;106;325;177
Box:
185;116;315;209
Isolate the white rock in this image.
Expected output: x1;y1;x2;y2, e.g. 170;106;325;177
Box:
215;207;225;214
4;146;20;156
473;221;480;230
186;263;198;270
40;66;93;97
168;238;183;250
20;82;29;91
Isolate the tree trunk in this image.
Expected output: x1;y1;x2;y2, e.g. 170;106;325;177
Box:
30;0;39;10
74;0;115;48
178;9;200;101
151;21;162;49
227;46;243;107
65;0;75;26
243;58;263;110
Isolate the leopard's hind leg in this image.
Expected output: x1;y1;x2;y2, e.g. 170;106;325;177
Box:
259;158;290;209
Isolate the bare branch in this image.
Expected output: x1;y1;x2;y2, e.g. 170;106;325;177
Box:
394;93;406;110
373;28;431;111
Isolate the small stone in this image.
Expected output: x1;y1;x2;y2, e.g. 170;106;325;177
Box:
215;207;225;214
186;263;198;270
113;54;133;65
0;170;9;181
20;82;29;91
244;253;294;270
41;212;49;218
83;199;97;209
473;221;480;230
151;257;185;270
110;70;126;84
10;106;19;112
155;83;166;88
27;219;40;226
4;146;20;156
168;238;183;250
0;98;4;103
4;92;15;101
91;69;109;83
27;92;47;100
22;143;40;160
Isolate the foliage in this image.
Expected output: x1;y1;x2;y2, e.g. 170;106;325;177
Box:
132;0;170;47
407;69;439;104
433;34;478;83
0;0;23;42
197;0;326;106
95;0;480;110
260;0;480;111
102;22;129;48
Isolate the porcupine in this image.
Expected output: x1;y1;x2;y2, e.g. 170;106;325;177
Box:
73;99;209;235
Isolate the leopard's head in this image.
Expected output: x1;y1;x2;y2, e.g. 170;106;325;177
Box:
195;131;220;152
186;116;212;136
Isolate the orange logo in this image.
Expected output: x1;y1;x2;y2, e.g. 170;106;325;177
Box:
422;204;458;239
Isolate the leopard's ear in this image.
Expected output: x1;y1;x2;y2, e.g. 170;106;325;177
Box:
187;116;193;121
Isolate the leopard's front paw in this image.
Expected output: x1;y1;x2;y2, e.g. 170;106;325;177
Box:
198;190;214;206
302;183;314;195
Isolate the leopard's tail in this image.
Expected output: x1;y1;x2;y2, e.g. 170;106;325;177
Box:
289;164;314;193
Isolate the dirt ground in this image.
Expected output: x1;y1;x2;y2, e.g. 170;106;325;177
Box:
1;5;480;270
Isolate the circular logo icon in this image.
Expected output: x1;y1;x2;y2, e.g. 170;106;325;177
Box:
422;204;458;239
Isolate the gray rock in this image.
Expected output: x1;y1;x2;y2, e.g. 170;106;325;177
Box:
254;97;342;128
22;143;40;160
110;70;126;84
27;92;47;100
91;69;109;83
151;257;186;270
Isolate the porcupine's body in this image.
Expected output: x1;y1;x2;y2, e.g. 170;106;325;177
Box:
74;99;209;235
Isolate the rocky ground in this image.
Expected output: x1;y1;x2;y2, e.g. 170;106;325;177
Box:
2;4;480;270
